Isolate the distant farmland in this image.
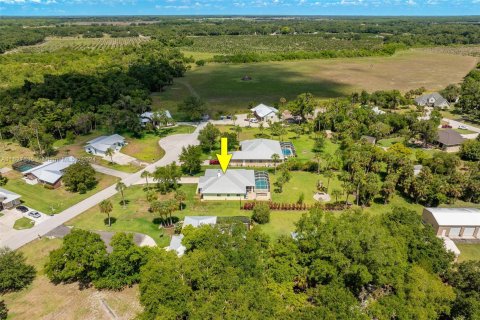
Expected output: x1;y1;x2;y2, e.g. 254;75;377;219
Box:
154;49;478;115
9;36;150;53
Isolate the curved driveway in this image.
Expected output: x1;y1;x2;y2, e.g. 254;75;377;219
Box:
1;123;206;250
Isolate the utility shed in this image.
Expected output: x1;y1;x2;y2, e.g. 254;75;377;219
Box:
423;207;480;239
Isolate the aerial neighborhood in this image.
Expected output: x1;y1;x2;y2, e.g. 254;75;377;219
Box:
1;14;480;320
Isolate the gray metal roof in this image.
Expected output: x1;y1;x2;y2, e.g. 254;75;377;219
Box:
414;93;449;108
198;169;255;194
23;156;78;184
141;110;172;120
436;129;464;146
0;187;21;204
86;134;125;152
425;207;480;226
251;104;279;118
232;139;284;161
184;216;217;228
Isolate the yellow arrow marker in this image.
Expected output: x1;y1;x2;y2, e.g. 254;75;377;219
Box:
216;137;232;173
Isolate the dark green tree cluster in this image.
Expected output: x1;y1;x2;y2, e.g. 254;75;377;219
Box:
0;248;36;293
458;66;480;121
137;207;461;319
45;229;149;290
62;160;98;193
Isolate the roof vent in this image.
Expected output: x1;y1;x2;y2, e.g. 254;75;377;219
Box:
217;170;222;178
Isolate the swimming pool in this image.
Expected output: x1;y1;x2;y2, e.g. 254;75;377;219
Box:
282;148;293;156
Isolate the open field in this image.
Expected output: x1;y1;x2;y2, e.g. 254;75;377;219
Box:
154;49;477;115
9;36;150;53
2;238;142;320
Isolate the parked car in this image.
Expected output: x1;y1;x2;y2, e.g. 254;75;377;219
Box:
28;211;41;219
458;125;468;130
16;205;29;213
249;118;259;123
442;124;452;128
209;159;220;165
220;116;226;120
226;115;232;120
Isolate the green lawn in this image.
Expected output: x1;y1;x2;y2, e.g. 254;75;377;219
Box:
114;126;196;163
4;173;117;215
457;244;480;262
13;217;35;230
377;137;405;148
69;184;308;247
454;128;476;135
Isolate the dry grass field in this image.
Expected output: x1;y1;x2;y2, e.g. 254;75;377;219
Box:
2;238;142;320
155;49;478;115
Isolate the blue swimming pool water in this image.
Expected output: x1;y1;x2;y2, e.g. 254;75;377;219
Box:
282;149;292;156
17;164;35;172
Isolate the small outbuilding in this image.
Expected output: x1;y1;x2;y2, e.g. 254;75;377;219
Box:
422;207;480;239
251;104;279;122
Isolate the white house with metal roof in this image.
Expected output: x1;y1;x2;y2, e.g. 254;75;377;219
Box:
0;187;21;210
231;139;295;167
423;207;480;239
184;216;217;228
140;110;173;127
85;134;126;156
23;156;78;188
167;234;186;257
251;104;279;122
197;169;270;201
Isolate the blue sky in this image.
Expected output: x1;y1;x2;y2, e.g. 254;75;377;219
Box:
0;0;478;16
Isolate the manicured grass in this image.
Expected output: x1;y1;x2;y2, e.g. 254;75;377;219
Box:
97;158;142;173
457;244;480;262
69;183;307;246
13;217;35;230
115;126;196;163
4;173;117;214
377;137;405;148
154;50;477;115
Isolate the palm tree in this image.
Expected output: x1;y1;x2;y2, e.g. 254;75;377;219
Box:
258;122;265;137
175;190;187;211
116;181;127;208
331;189;342;203
234;125;242;140
105;147;114;163
232;115;237;126
99;200;113;227
271;153;281;175
247;112;254;127
141;170;151;189
313;152;322;175
324;171;334;193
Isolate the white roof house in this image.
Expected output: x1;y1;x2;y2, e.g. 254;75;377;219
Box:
85;134;126;155
423;207;480;239
23;156;77;186
184;216;217;228
251;104;279;120
0;187;21;209
167;234;186;257
372;106;386;115
232;139;285;162
198;169;255;196
140;110;173;125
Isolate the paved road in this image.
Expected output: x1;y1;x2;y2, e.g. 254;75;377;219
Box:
442;118;480;133
91;164;130;179
1;123;207;250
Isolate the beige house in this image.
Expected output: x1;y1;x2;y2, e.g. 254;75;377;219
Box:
422;207;480;239
197;169;270;201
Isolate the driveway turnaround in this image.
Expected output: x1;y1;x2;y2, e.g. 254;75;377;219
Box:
1;122;207;250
